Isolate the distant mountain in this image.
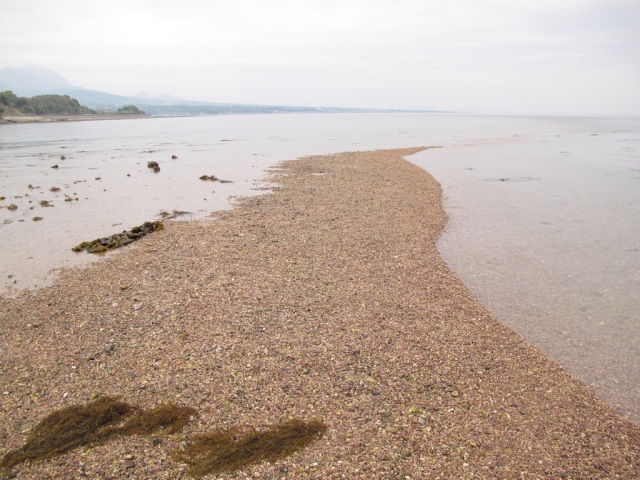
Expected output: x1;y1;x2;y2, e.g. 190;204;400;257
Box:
0;65;76;97
0;65;198;108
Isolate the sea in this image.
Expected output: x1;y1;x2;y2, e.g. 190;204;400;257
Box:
1;113;638;422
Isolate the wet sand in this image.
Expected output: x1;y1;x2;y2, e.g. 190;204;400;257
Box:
1;148;639;478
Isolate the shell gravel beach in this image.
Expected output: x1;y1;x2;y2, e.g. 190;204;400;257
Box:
1;148;639;479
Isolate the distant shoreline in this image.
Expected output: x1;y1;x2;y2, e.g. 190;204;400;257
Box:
0;113;152;124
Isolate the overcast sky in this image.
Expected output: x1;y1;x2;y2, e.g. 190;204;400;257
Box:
1;0;639;116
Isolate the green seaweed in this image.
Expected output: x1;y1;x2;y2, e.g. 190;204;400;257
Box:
172;418;327;477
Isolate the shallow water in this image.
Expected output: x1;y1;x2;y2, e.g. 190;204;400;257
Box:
0;113;507;290
1;113;638;422
410;117;640;422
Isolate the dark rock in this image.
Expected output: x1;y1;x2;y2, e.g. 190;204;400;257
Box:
147;161;160;173
200;175;233;183
199;174;218;181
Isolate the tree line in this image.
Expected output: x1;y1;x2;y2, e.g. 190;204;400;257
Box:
0;91;96;116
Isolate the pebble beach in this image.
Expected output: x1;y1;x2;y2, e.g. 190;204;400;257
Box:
1;148;639;478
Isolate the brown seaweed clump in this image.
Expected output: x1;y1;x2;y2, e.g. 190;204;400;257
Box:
172;418;327;477
72;220;164;253
0;396;196;475
0;396;135;473
116;403;197;436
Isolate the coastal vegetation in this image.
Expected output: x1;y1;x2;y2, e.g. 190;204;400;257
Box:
117;104;145;115
0;91;147;122
0;90;95;115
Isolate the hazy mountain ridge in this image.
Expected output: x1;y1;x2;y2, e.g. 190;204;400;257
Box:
0;65;425;115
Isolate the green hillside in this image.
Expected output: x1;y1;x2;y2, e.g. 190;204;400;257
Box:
0;90;96;116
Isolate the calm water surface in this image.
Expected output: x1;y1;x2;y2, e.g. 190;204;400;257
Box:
1;113;638;422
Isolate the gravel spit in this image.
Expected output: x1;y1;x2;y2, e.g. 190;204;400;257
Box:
1;148;639;479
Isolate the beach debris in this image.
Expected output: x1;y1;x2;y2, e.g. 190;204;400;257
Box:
72;220;164;254
6;203;18;211
39;200;53;207
159;209;191;219
147;161;161;172
0;396;195;474
51;164;59;169
60;155;66;160
172;418;327;477
50;186;61;192
0;196;5;200
171;155;178;159
200;175;233;183
32;216;43;221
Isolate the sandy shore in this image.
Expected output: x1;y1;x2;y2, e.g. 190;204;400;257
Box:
1;148;639;479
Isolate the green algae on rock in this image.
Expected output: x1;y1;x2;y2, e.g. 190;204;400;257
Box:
72;220;164;254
